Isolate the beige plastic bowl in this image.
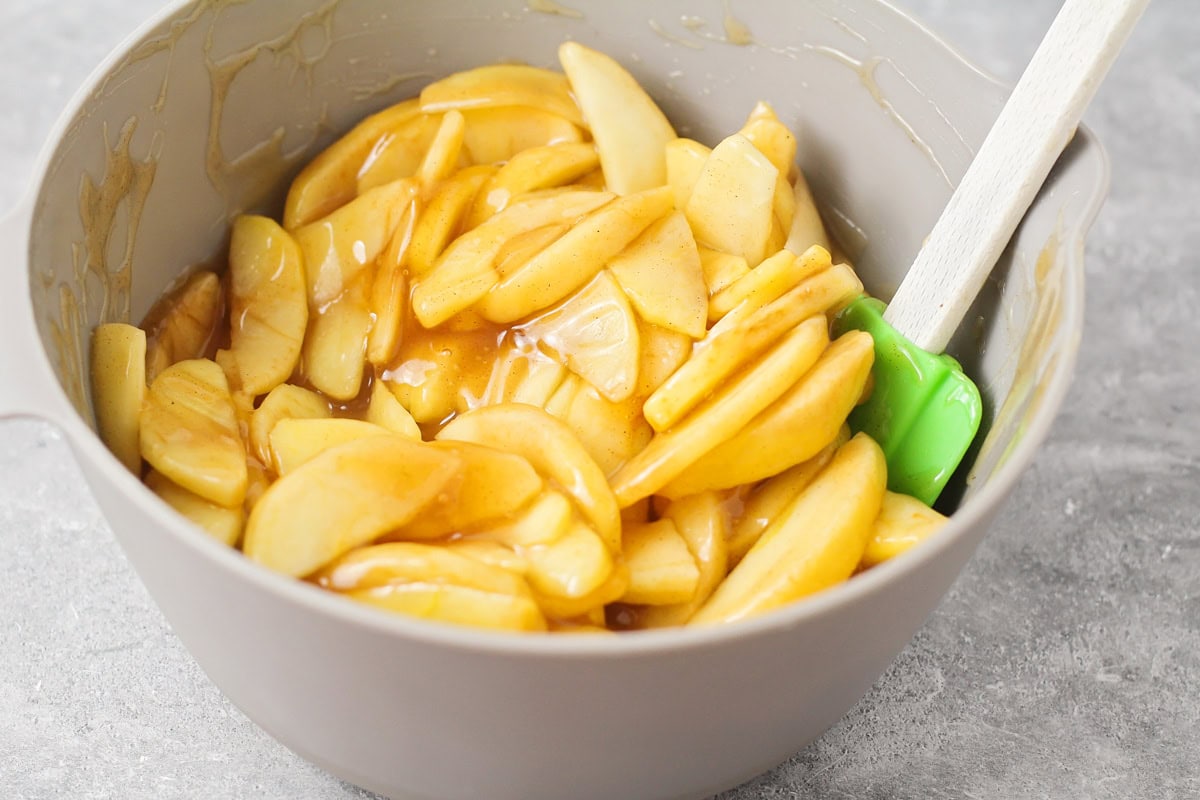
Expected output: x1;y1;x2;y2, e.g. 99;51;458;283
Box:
0;2;1106;798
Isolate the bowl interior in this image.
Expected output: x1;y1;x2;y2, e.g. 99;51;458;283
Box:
26;0;1103;510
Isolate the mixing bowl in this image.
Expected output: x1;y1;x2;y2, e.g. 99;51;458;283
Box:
0;1;1107;798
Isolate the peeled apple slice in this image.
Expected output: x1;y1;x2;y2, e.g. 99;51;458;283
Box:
558;42;676;195
228;215;308;396
436;404;622;554
139;358;248;508
620;519;700;606
661;331;874;495
295;177;419;309
243;436;461;577
412;189;615;328
142;270;223;383
459;106;584;165
366;380;421;440
609;316;829;507
467;142;600;227
637;492;729;627
420;64;586;129
91;322;146;473
283;98;423;229
146;470;244;547
685;133;778;267
691;433;886;625
860;491;948;568
407;165;497;278
248;383;330;467
478;186;673;324
607;211;708;340
664;138;712;211
268;417;394;476
401;441;545;539
519;270;641;403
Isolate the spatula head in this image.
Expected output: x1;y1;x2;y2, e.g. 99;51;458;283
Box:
833;296;982;506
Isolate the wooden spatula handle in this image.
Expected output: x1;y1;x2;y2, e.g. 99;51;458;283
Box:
884;0;1150;353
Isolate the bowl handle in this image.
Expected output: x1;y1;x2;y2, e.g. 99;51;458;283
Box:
0;201;77;425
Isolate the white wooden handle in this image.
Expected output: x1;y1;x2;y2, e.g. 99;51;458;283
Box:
884;0;1150;353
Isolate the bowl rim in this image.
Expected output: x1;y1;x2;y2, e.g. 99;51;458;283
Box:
22;0;1109;658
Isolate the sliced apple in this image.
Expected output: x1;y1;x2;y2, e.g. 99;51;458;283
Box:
407;165;496;278
142;270;223;383
355;111;446;195
478;186;673;324
663;332;874;495
685;133;778;267
91;322;146;473
248;383;330;468
691;433;885;625
636;320;692;398
411;189;614;328
726;429;846;566
664;138;711;210
638;492;730;627
480;342;569;410
283;98;423;230
139;358;247;508
607;211;707;339
300;287;372;401
609;316;830;507
467;142;600;227
861;491;948;568
558;42;676;195
227;215;308;396
416;109;467;189
420;64;586;128
620;519;700;606
524;519;614;601
785;168;832;256
401;440;544;539
294;177;419;309
366;380;421;439
436;404;621;553
459;106;584;165
146;470;244;547
269;417;394;476
518;270;640;403
698;246;750;297
549;375;653;477
242;435;461;577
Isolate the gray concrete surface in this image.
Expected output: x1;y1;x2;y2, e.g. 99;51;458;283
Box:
1;1;1197;798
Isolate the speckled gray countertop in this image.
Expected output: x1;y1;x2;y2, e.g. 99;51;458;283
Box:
1;1;1197;798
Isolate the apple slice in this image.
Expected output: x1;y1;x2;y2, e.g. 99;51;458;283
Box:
366;380;421;439
91;322;146;473
519;270;640;403
294;177;418;309
436;404;621;554
421;64;586;128
685;133;778;268
691;433;886;626
467;142;600;227
459;106;584;165
269;417;394;476
142;270;224;383
139;358;247;508
478;186;673;324
411;189;614;328
146;470;244;547
228;215;308;396
242;435;461;577
607;211;708;339
407;165;496;278
664;138;711;210
620;519;700;606
283;98;423;229
401;441;544;539
558;42;676;195
248;383;330;467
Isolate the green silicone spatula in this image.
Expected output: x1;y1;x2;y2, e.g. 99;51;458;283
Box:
834;0;1149;506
